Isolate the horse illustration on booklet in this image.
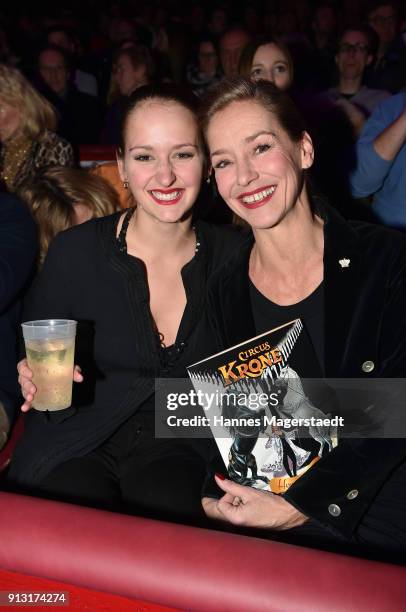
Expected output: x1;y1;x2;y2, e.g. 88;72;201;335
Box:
188;319;337;494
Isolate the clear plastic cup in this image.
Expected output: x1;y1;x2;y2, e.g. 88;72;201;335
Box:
21;319;77;411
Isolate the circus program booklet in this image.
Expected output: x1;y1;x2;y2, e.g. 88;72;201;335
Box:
187;319;339;494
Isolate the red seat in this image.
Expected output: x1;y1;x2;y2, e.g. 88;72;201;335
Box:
0;491;405;611
0;415;24;473
79;145;117;167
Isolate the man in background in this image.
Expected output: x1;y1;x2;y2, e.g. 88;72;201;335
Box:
350;92;406;229
219;27;251;77
36;45;101;145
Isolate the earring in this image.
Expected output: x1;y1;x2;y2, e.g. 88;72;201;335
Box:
206;175;211;184
123;181;129;189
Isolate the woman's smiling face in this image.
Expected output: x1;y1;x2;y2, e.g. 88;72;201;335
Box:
207;99;313;230
118;99;203;224
250;43;292;91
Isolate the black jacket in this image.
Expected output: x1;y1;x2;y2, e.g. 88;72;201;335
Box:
192;204;406;538
0;194;37;424
7;212;244;486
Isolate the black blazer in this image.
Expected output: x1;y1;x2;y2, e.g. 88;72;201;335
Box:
0;194;37;424
193;204;406;538
8;212;245;486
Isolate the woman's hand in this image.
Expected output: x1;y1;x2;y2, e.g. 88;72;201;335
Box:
202;475;308;530
17;359;83;412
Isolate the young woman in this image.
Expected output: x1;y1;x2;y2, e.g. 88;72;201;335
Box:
239;38;294;91
11;84;244;524
196;78;406;559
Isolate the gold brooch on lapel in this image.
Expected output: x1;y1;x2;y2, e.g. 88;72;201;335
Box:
339;258;350;268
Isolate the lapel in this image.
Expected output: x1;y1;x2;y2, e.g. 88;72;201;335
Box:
323;205;362;376
218;206;362;377
219;236;257;348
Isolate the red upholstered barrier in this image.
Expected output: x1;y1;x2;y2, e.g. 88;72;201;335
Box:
0;492;405;611
0;416;24;473
0;568;180;611
78;145;116;167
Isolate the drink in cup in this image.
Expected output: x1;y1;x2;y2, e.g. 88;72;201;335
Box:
21;319;77;411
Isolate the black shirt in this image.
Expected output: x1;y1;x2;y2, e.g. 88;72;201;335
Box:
249;279;325;375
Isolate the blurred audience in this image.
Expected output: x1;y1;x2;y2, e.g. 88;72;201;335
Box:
35;45;101;145
186;36;222;97
307;2;339;90
365;1;404;92
350;92;406;229
219;27;251;77
102;44;156;144
19;166;120;268
0;64;74;194
329;27;390;134
46;25;98;97
0;0;404;226
207;7;228;39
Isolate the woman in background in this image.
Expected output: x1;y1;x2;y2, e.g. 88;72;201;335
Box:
0;64;74;194
102;45;155;144
239;37;294;91
186;36;223;97
19;166;120;268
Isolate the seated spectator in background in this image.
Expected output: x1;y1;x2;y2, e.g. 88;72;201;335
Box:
207;7;228;40
186;37;223;97
219;27;251;77
102;45;155;144
0;192;37;449
46;26;98;98
36;46;101;145
350;92;406;229
0;64;74;194
19;166;120;268
365;0;405;92
0;22;19;66
328;27;390;135
306;2;338;90
239;37;294;91
87;17;151;106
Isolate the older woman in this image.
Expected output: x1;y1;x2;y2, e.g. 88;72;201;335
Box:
0;64;74;193
197;78;406;559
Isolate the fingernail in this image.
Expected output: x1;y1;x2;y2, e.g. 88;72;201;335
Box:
215;473;226;480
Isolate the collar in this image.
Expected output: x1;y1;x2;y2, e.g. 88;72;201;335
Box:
211;202;362;375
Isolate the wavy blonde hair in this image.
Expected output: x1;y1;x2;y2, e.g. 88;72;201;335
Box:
19;166;120;267
0;63;57;138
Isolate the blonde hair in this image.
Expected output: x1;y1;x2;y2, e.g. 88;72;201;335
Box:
0;63;57;138
19;166;120;267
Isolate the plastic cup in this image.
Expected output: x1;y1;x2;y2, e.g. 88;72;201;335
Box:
21;319;77;411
